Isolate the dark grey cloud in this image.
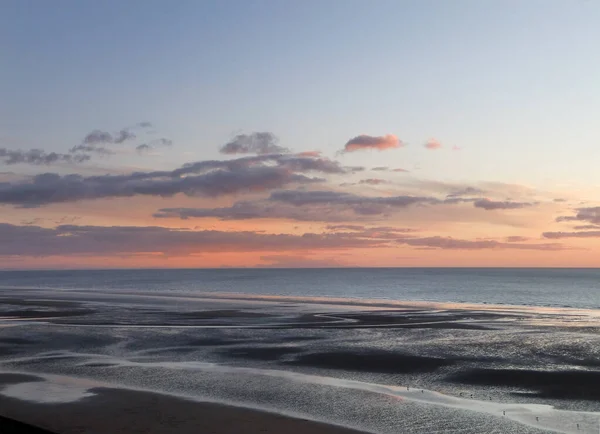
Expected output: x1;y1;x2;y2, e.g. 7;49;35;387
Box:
543;230;600;239
0;154;339;207
473;199;534;210
0;223;386;257
573;225;600;230
371;167;389;171
82;130;114;145
0;148;91;165
80;128;137;146
70;123;162;156
556;207;600;225
69;144;114;155
399;236;564;251
220;132;289;155
170;154;344;177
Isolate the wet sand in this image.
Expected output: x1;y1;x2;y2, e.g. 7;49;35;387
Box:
3;290;600;432
0;376;365;434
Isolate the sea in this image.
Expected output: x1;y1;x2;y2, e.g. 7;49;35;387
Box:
1;268;600;309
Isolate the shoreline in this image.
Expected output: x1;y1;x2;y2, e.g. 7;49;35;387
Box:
3;286;600;315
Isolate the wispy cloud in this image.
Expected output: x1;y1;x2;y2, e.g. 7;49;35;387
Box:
136;138;173;153
0;223;386;257
473;198;534;210
70;123;166;157
359;178;388;185
543;230;600;239
399;236;564;251
446;187;486;198
0;149;90;166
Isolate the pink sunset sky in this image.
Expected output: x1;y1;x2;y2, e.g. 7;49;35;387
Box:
2;1;600;269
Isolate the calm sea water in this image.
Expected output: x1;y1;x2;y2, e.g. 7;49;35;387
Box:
1;268;600;309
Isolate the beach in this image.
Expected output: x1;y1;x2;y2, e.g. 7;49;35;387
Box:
2;275;600;433
0;373;364;434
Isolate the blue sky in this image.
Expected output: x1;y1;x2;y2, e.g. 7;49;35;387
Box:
3;0;600;183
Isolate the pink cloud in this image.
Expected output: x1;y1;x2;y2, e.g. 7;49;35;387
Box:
452;145;461;151
424;139;442;150
297;151;321;157
343;134;403;153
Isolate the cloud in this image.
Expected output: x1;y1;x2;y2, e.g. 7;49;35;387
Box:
0;154;340;207
114;129;137;144
82;130;114;145
359;178;388;185
135;144;152;152
452;145;461;151
543;230;600;239
270;190;438;210
399;236;564;251
446;187;486;197
473;199;534;210
342;134;402;153
325;224;366;231
155;186;542;224
573;225;600;230
371;167;388;171
70;123;164;156
505;236;530;242
392;168;409;172
220;132;289;155
297;151;321;157
0;148;91;166
155;189;442;222
424;138;442;150
136;138;173;153
556;207;600;225
0;223;387;258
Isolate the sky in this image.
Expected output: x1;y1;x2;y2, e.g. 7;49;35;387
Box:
1;0;600;269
